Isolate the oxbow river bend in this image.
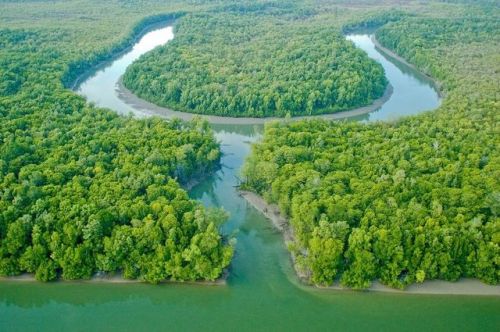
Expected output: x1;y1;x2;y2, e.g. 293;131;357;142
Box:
1;24;498;331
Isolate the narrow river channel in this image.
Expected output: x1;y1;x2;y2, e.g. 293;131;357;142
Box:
1;24;498;332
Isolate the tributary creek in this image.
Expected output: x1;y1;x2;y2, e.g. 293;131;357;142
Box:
1;24;498;332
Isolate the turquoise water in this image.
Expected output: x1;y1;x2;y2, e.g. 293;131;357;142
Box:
1;25;498;332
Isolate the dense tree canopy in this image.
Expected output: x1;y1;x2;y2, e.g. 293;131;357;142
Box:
123;9;387;117
0;0;236;283
1;0;498;288
0;89;232;282
243;10;499;288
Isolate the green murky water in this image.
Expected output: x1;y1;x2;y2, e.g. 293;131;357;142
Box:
1;26;498;332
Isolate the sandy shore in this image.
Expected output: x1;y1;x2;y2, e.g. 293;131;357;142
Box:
240;190;500;296
0;271;227;286
117;78;393;125
239;190;311;281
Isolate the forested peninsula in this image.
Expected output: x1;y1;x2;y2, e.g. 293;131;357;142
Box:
0;0;498;292
122;10;387;117
243;8;499;288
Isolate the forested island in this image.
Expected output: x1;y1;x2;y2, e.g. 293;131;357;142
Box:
243;8;499;288
122;9;387;117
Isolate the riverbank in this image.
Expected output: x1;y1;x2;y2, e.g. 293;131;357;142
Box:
182;162;221;191
371;34;444;99
238;190;310;282
240;190;500;296
68;17;178;90
117;77;393;124
0;271;227;286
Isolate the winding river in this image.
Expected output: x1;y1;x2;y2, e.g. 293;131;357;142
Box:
1;24;499;331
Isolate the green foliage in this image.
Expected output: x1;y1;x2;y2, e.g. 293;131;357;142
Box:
123;9;387;117
0;83;232;282
342;10;411;33
243;9;500;288
61;12;186;89
0;0;234;282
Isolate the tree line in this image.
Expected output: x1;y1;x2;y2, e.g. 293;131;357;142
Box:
0;11;233;283
123;10;387;117
242;10;499;288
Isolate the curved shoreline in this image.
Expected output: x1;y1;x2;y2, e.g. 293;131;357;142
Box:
69;21;171;90
240;190;500;296
236;33;460;296
70;19;468;295
371;34;444;99
117;78;394;124
74;21;443;126
67;16;179;91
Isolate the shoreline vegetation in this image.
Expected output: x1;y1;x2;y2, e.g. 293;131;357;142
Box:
65;13;183;91
370;35;444;99
0;12;234;282
122;12;389;119
240;191;500;296
117;78;394;124
0;270;227;286
3;2;494;296
68;21;172;91
70;17;442;287
0;276;230;287
241;12;499;293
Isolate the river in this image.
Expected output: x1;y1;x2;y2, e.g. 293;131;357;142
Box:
1;24;498;332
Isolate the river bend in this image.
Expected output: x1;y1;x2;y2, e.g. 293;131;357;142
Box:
1;24;498;332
